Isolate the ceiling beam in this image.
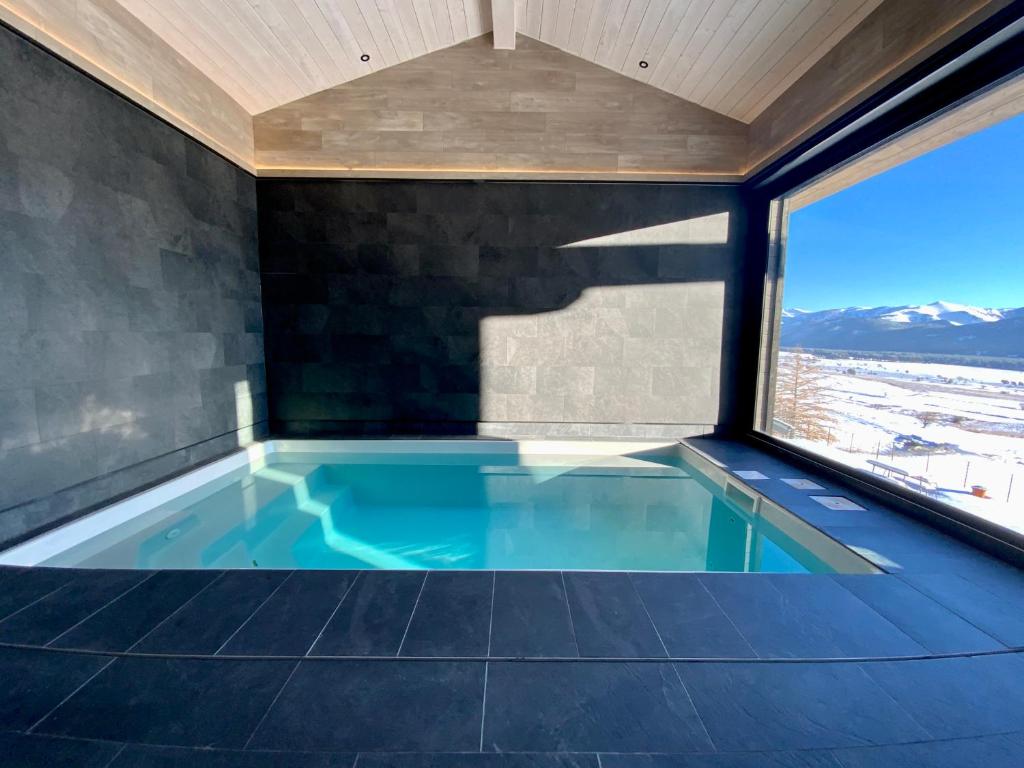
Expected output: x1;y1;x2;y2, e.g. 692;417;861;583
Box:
492;0;516;50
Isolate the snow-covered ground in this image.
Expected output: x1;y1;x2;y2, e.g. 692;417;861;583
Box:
774;352;1024;534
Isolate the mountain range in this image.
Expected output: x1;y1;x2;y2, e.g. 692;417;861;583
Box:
780;301;1024;358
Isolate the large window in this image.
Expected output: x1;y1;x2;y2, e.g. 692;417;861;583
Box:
759;77;1024;536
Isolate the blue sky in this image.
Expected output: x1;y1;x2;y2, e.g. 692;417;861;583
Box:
784;112;1024;311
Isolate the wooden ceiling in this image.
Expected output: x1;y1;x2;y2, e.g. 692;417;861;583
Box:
517;0;884;122
2;0;1006;178
113;0;494;114
108;0;883;122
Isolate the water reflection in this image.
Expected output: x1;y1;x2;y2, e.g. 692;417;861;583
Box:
46;450;862;573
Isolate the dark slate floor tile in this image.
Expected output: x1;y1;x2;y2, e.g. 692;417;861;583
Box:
0;731;123;768
111;743;354;767
49;570;221;651
901;573;1024;646
131;571;289;654
833;575;1003;653
0;569;147;645
676;661;930;751
831;732;1024;768
562;572;665;658
948;555;1024;599
483;662;712;753
699;574;924;658
861;654;1024;739
0;567;77;621
248;660;484;752
218;570;360;656
630;573;755;658
0;646;110;730
601;752;842;768
399;571;493;657
359;755;599;768
309;571;426;656
35;656;295;748
490;571;578;658
824;525;988;574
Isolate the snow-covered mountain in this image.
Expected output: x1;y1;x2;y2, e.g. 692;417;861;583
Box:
780;301;1024;357
877;301;1005;325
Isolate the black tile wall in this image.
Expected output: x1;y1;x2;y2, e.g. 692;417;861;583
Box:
1;22;754;549
258;180;746;438
0;25;266;545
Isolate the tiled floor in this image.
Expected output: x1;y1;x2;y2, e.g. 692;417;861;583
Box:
2;438;1024;766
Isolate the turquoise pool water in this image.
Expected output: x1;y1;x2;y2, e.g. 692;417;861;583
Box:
40;448;874;572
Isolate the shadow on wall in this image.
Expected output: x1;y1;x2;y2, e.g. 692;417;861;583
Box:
258;181;747;439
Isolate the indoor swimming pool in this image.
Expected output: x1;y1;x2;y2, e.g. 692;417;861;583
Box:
0;441;877;573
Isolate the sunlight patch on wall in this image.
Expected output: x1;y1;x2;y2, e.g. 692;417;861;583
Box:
234;380;254;446
557;212;730;248
79;395;136;437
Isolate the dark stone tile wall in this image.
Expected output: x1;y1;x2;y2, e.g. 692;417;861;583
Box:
0;26;266;544
258;180;746;437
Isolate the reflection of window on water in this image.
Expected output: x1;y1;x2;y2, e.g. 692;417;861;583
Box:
760;90;1024;537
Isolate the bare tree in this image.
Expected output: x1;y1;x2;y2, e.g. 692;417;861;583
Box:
773;350;835;442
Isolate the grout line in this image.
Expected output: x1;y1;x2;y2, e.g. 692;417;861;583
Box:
670;661;716;752
827;574;934;654
486;571;496;658
3;641;1019;664
214;571;295;656
627;573;670;659
560;571;582;658
243;659;301;750
697;577;759;659
396;572;429;658
304;571;363;657
856;660;937;740
45;572;158;649
124;571;227;653
26;655;116;734
896;573;1010;647
0;580;75;626
100;743;127;768
479;660;489;752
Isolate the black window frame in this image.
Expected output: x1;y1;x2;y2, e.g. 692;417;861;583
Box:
737;0;1024;567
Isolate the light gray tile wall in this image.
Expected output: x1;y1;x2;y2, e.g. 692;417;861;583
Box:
0;26;265;544
259;180;746;436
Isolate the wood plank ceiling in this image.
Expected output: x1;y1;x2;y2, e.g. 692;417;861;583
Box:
112;0;495;114
519;0;885;122
110;0;884;122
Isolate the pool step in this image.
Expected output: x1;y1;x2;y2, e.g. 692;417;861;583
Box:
195;465;335;568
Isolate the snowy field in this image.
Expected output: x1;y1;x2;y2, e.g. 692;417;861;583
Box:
775;352;1024;534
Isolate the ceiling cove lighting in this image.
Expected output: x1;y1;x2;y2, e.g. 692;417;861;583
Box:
254;166;742;179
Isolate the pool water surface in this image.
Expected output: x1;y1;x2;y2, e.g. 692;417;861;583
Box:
1;442;876;573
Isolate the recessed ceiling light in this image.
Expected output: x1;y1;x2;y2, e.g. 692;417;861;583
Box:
360;53;370;62
639;60;649;69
